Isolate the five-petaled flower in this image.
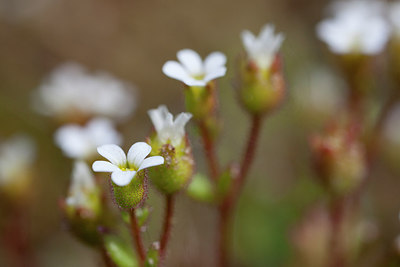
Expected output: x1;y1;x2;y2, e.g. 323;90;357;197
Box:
92;142;164;186
241;24;284;70
148;105;192;147
162;49;227;86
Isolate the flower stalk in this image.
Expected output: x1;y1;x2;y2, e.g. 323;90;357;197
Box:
159;195;175;266
129;209;146;266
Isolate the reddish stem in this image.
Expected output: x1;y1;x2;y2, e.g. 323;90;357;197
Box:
101;242;116;267
159;195;175;266
218;114;263;267
329;198;346;267
198;121;219;181
129;209;146;266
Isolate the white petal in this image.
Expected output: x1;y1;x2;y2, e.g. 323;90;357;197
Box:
182;77;207;87
203;67;227;83
97;144;127;167
92;160;120;172
171;112;192;146
138;156;164;171
204;52;227;74
148;105;171;133
162;61;193;83
177;49;203;75
241;30;256;54
127;142;152;168
111;170;136;186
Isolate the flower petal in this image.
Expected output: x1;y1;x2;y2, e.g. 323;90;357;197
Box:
97;144;127;167
127;142;152;168
162;61;193;83
138;156;164;171
148;105;169;133
204;52;227;73
241;30;256;54
177;49;203;75
111;169;136;186
92;160;120;173
203;67;227;83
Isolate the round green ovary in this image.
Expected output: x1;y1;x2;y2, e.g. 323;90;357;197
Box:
112;175;145;210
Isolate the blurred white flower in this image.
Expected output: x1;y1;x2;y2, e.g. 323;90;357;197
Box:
241;24;285;70
162;49;227;86
316;0;390;55
92;142;164;186
0;135;36;186
66;161;98;209
389;2;400;37
55;118;122;160
148;105;192;147
33;62;137;121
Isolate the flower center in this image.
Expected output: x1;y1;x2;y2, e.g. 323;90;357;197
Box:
192;73;205;80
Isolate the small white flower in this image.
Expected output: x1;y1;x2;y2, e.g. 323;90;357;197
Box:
148;105;192;147
55;118;122;160
241;24;284;70
0;135;36;186
316;0;390;55
92;142;164;186
162;49;227;86
33;62;137;120
66;161;97;209
389;2;400;37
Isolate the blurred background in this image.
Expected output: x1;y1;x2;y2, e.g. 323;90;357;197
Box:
0;0;399;266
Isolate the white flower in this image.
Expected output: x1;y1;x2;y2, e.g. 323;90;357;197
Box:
162;49;227;86
33;62;137;120
241;24;284;70
316;0;390;55
55;118;122;160
0;135;36;186
148;105;192;147
389;2;400;37
92;142;164;186
66;161;97;209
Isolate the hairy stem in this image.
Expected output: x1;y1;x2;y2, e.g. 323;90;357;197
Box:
198;121;219;181
218;114;263;267
159;195;175;266
129;209;146;265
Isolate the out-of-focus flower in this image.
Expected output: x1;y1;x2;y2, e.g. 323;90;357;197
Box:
162;49;227;87
66;161;100;212
147;105;194;195
54;118;122;160
148;105;192;147
316;0;390;55
92;143;164;187
241;24;284;70
389;2;400;37
33;62;136;122
0;135;36;198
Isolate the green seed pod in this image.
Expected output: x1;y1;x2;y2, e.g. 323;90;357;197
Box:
238;57;285;116
148;141;194;195
111;171;148;210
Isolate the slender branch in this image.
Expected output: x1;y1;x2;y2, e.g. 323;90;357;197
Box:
129;209;146;265
217;114;263;267
159;195;175;266
198;121;219;181
329;197;346;267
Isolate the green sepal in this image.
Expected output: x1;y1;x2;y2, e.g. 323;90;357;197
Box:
112;172;147;210
186;173;215;203
104;234;138;267
145;242;160;267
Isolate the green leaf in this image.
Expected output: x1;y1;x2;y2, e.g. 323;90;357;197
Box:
104;235;138;267
186;173;214;203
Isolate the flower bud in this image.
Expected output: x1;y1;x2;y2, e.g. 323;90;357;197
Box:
147;105;194;195
62;161;102;246
0;135;36;202
310;122;367;196
239;24;285;115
